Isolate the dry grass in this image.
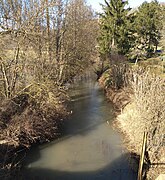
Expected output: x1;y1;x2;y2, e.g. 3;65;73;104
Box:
100;64;165;179
138;58;165;74
117;68;165;179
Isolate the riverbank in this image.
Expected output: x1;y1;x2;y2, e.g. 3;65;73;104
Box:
99;66;165;179
0;83;69;179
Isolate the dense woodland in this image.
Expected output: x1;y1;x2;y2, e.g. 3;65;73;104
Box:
0;0;165;179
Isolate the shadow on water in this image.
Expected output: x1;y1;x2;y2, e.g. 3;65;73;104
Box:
20;152;138;180
18;80;138;180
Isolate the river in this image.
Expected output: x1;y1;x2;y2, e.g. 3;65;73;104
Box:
21;80;137;180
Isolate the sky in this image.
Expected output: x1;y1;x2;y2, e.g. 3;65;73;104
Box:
87;0;165;12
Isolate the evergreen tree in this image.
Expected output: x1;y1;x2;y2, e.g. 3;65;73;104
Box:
98;0;133;57
135;1;163;57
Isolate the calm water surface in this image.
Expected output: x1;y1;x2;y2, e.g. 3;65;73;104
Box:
21;81;137;180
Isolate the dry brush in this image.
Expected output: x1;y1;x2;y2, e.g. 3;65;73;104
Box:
100;64;165;179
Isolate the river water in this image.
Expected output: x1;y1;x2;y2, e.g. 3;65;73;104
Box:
21;80;137;180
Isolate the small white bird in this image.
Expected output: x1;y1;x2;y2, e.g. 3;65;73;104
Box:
106;121;109;125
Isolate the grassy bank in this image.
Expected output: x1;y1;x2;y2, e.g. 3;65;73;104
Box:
99;63;165;179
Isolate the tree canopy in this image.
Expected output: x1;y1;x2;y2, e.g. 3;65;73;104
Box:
135;0;163;57
98;0;164;60
98;0;133;56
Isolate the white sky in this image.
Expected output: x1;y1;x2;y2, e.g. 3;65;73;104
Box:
87;0;165;12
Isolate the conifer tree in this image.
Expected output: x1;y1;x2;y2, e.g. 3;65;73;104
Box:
135;1;163;57
98;0;133;57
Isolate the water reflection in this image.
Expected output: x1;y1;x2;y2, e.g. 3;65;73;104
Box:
21;81;137;180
